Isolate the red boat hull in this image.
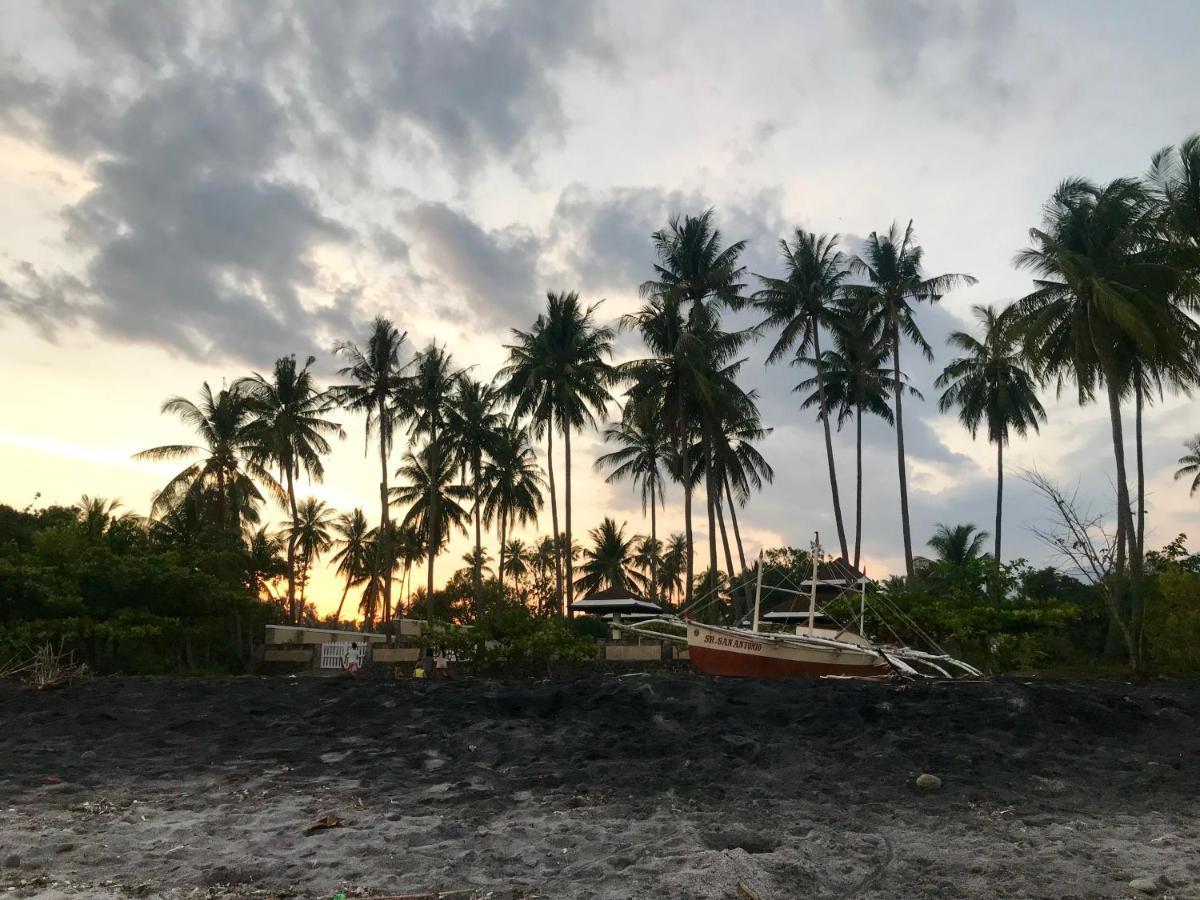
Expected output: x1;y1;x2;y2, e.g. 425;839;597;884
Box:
684;622;890;679
688;643;887;678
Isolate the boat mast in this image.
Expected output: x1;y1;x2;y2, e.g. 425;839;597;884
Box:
808;531;819;636
751;549;764;633
859;567;866;634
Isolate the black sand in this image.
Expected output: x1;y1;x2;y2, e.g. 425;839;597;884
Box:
2;673;1198;898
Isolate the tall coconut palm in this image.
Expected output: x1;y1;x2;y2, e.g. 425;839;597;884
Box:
1015;178;1193;671
595;401;667;604
658;533;687;605
935;305;1046;563
1148;133;1200;260
239;356;343;622
1174;437;1200;496
927;523;989;565
286;498;336;612
795;302;916;569
406;345;462;604
1015;180;1190;568
710;406;773;612
637;210;747;606
574;518;649;596
845;222;977;577
391;440;472;593
482;424;544;595
500;291;614;616
333;317;409;621
753;229;851;561
620;295;752;608
501;538;532;595
329;508;374;621
445;377;504;610
135;382;283;534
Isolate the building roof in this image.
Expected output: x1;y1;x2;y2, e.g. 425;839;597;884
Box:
568;585;663;615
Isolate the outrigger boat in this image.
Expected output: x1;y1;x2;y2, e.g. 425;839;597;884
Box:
621;533;981;680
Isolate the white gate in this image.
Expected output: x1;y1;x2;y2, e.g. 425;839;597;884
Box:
320;642;370;670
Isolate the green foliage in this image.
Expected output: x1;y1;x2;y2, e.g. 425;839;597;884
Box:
419;598;595;671
875;558;1083;671
1143;537;1200;673
0;502;281;674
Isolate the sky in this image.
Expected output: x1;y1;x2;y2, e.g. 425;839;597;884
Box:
1;0;1198;615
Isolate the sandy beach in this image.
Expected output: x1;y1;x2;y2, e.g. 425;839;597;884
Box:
2;673;1198;899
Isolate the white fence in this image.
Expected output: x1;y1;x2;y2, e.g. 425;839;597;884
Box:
319;642;371;670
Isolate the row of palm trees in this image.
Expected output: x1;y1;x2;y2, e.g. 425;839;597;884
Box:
135;132;1200;639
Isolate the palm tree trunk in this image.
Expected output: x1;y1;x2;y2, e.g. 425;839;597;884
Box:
890;319;914;577
649;480;658;605
995;440;1003;564
723;475;752;614
1135;381;1145;562
715;490;738;620
473;457;483;618
679;393;694;608
498;513;508;596
427;428;438;606
284;460;299;623
854;407;863;571
216;466;228;533
703;428;719;599
813;325;849;562
334;580;351;622
1104;375;1141;671
564;423;575;618
546;424;564;616
378;400;392;624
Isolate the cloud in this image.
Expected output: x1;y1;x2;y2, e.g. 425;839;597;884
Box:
834;0;1026;114
407;202;544;328
0;0;612;363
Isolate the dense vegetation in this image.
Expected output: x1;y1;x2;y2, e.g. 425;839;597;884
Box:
4;134;1200;676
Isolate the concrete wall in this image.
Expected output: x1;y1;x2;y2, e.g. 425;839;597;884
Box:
263;648;314;663
605;644;664;662
373;647;421;663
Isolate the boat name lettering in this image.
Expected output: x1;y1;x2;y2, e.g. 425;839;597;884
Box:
703;634;763;651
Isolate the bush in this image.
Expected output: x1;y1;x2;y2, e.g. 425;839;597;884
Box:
420;600;596;673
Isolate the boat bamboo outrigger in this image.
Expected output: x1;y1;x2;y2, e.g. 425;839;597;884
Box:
613;532;981;681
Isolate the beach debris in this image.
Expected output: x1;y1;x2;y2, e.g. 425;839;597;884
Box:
303;813;349;835
1128;875;1161;894
736;881;764;900
915;773;943;790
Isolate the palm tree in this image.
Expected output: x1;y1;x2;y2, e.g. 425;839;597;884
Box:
620;296;753;609
239;356;343;622
481;424;544;595
1174;437;1200;495
637;209;748;606
329;508;374;621
134;382;283;534
595;401;668;604
845;222;977;576
333;317;409;621
574;518;649;596
406;345;462;604
935;305;1046;563
927;523;989;566
394;524;425;615
245;527;287;606
753;229;851;561
658;533;687;605
445;377;504;610
501;538;531;595
710;407;773;612
391;440;472;593
76;495;132;539
1015;179;1191;583
286;498;336;612
500;291;614;616
795;302;916;569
